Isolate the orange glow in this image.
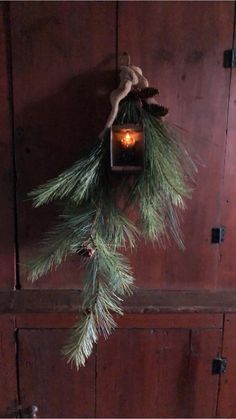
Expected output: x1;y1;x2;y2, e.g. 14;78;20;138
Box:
120;131;136;148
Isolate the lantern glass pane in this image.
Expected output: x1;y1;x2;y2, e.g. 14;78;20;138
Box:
111;124;145;171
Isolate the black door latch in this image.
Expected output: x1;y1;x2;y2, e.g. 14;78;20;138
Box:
211;227;225;244
212;357;227;375
224;49;236;68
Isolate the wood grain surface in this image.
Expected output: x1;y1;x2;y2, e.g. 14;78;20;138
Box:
0;289;236;315
13;313;223;418
217;314;236;417
18;329;95;418
119;1;234;290
9;1;235;290
0;2;236;418
96;327;222;418
10;1;117;288
0;4;15;289
0;316;18;417
219;12;236;289
14;312;223;329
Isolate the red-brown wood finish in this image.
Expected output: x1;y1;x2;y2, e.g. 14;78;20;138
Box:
18;328;95;418
119;1;235;290
217;314;236;417
10;1;117;288
189;329;222;417
13;313;223;418
14;312;223;329
0;316;18;417
0;5;15;289
0;2;236;418
219;17;236;289
10;1;235;291
1;289;236;314
96;327;222;418
117;312;223;329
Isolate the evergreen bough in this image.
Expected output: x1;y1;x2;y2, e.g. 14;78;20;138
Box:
27;98;197;369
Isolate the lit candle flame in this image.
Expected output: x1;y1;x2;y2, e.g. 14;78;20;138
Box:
120;131;136;148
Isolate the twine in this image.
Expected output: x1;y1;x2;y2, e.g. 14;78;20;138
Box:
100;52;150;138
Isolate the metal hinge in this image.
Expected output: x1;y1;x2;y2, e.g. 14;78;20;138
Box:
212;357;227;375
211;227;225;244
224;49;236;68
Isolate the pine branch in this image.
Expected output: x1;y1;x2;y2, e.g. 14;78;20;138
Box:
29;141;106;207
102;204;139;249
63;313;97;368
62;256;124;369
115;100;196;246
27;206;96;281
94;233;135;296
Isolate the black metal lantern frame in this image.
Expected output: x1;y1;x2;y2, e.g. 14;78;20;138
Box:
110;123;145;172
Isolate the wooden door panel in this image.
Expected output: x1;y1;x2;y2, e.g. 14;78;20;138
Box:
118;1;234;290
10;1;117;289
0;5;15;289
189;329;222;417
219;20;236;289
96;328;222;418
217;314;236;417
0;316;18;418
18;329;95;418
97;329;190;418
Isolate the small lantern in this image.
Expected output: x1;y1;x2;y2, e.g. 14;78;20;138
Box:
110;124;145;171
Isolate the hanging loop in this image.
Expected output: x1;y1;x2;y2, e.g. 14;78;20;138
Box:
99;53;151;137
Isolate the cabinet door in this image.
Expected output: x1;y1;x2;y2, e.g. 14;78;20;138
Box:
219;19;236;290
97;316;222;418
18;328;95;418
118;1;235;290
217;314;236;417
0;5;15;289
16;313;222;418
10;1;117;289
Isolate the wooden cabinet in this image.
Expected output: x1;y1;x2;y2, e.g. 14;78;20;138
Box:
1;1;236;417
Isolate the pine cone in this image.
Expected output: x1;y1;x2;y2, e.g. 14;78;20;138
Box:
139;87;159;99
143;103;169;117
125;89;141;101
76;245;95;258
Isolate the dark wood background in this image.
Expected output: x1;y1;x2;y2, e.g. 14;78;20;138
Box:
1;1;236;417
